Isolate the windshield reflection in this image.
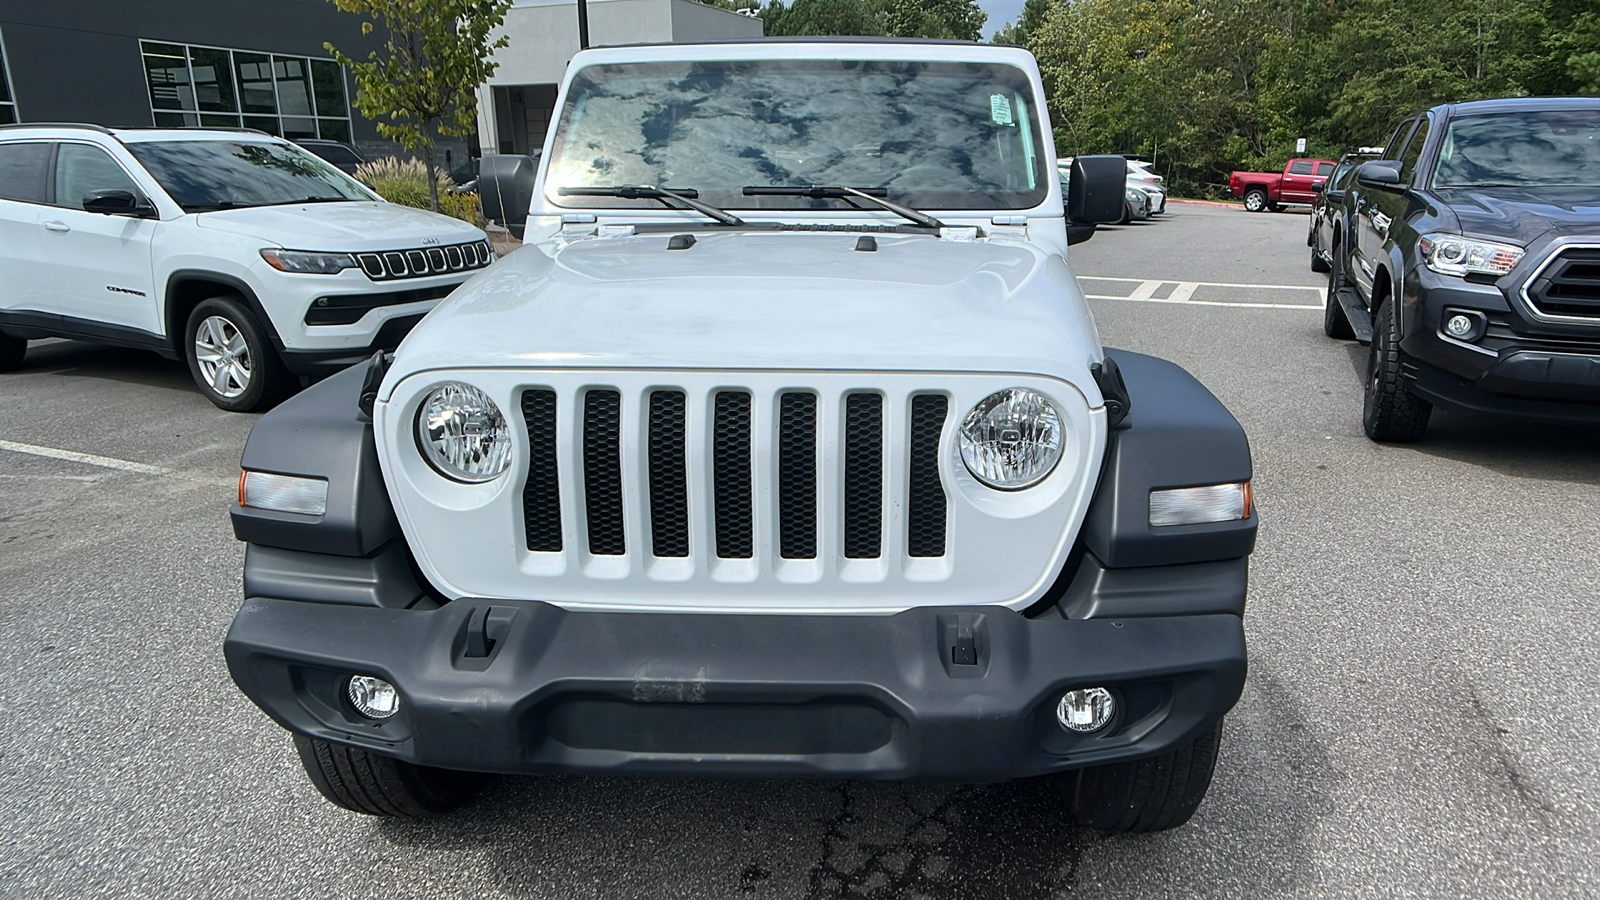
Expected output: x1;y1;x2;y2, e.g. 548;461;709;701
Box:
546;60;1046;211
1433;110;1600;188
126;140;373;212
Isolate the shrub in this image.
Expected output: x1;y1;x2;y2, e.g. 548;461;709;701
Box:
353;157;484;226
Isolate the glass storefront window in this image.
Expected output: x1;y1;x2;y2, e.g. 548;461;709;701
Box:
0;27;16;123
139;41;353;143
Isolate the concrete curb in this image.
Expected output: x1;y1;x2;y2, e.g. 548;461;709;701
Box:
1169;198;1241;209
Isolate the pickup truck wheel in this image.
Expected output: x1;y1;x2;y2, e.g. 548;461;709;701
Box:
0;332;25;372
1363;299;1432;442
184;296;290;412
1323;248;1354;339
1065;721;1222;834
1242;188;1267;212
293;736;490;817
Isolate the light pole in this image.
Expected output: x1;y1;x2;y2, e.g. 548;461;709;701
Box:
577;0;590;48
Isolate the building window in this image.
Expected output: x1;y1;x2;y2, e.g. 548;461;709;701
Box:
0;28;18;124
139;40;353;143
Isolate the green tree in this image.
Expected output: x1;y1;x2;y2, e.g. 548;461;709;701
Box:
326;0;512;212
991;0;1050;46
761;0;887;36
884;0;986;40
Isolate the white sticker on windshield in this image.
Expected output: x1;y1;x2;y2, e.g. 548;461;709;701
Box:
990;94;1014;126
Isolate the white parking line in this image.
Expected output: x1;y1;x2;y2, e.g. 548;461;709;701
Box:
1079;275;1324;311
0;440;170;475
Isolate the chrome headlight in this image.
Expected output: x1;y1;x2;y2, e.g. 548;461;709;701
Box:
1418;233;1524;277
958;389;1065;490
415;382;512;483
259;248;359;274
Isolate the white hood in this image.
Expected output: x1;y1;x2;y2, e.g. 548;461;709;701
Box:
194;201;485;250
385;229;1105;398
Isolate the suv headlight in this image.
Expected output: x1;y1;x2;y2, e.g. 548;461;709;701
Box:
1418;234;1523;277
416;382;513;483
959;389;1065;490
259;248;359;274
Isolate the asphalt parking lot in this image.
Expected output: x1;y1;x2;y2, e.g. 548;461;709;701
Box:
3;203;1599;899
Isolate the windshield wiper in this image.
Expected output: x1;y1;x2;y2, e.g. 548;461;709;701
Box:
743;185;944;229
184;200;250;212
559;184;743;226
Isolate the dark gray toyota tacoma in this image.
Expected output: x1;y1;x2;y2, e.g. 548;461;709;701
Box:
1325;97;1600;441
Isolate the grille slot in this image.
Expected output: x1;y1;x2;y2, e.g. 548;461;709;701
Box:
582;390;626;556
1529;248;1600;320
647;390;690;558
843;393;884;559
712;391;754;559
907;395;948;558
521;390;562;552
777;392;818;559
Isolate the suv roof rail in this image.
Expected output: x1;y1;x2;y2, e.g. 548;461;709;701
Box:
109;125;274;136
0;122;116;134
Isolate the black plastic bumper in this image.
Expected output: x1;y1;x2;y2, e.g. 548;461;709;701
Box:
276;314;426;377
225;597;1246;781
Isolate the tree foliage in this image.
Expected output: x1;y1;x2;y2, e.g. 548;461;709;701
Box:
759;0;984;39
1010;0;1598;196
326;0;512;211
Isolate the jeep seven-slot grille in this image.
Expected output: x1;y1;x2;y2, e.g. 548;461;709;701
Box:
518;388;950;561
357;240;494;281
1527;248;1600;321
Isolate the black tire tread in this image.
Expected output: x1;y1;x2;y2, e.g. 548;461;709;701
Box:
293;735;486;817
1363;299;1432;442
1069;721;1223;834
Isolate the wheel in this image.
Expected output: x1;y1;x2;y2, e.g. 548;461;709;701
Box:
1363;298;1432;442
1323;239;1355;339
293;735;490;817
1119;201;1132;225
1243;188;1267;212
1311;246;1330;273
1063;721;1223;834
0;331;25;372
184;295;290;412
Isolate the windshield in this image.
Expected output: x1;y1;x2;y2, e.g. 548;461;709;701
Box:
125;140;373;212
546;59;1048;211
1432;109;1600;188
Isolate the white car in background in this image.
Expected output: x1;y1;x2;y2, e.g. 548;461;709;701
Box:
1124;160;1167;214
0;125;492;410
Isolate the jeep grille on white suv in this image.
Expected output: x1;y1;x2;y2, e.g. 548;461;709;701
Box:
358;240;495;280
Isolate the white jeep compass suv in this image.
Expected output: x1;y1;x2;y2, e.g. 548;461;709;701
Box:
0;125;491;410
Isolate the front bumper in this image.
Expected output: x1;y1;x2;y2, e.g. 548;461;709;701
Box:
226;597;1246;780
1399;266;1600;416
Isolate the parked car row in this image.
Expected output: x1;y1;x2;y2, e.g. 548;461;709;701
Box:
1314;96;1600;442
0;125;491;409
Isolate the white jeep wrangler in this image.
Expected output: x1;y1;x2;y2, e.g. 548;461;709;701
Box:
226;40;1256;834
0;125;490;410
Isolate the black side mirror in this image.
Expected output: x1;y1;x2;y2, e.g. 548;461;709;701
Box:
1311;181;1326;193
83;189;148;216
479;154;537;239
1356;161;1403;189
1066;155;1127;227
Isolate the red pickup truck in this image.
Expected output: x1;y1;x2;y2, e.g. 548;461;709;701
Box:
1230;158;1337;212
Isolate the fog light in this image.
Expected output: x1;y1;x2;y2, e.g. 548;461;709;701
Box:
347;675;399;719
1445;314;1474;338
1056;687;1116;733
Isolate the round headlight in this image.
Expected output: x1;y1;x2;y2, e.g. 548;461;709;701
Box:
415;382;512;483
959;389;1065;490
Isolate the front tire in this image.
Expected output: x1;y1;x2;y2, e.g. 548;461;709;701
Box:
1064;721;1223;833
1119;201;1132;225
1310;245;1330;273
1243;188;1267;212
184;295;290;412
1323;243;1354;340
1363;298;1432;442
0;331;25;372
294;736;490;817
